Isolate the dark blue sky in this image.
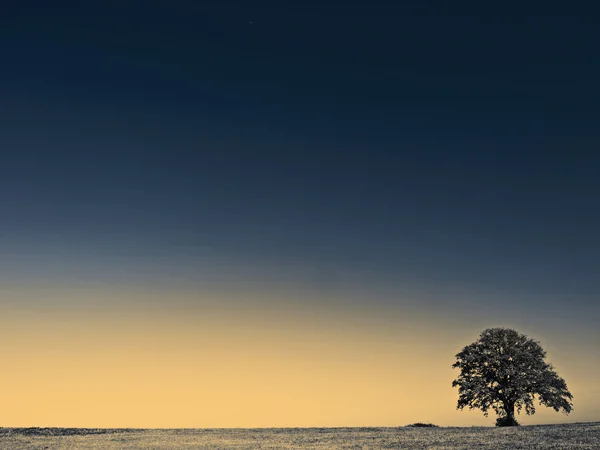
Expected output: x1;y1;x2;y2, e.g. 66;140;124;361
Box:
1;1;600;310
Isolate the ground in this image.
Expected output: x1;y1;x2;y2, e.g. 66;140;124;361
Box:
1;422;599;449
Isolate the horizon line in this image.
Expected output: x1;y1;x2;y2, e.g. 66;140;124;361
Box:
2;421;597;431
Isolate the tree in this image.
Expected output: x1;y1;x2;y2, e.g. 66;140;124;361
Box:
452;327;573;426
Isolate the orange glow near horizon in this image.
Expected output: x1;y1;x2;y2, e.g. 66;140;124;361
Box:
1;284;598;428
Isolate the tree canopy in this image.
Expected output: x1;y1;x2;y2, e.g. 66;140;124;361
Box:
452;328;573;426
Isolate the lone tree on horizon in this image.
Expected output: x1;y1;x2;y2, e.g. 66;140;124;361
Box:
452;327;573;426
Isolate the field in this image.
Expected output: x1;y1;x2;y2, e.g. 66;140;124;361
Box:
1;423;599;449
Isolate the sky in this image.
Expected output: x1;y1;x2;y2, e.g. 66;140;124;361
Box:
1;1;599;427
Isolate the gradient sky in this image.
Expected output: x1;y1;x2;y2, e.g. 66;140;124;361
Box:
1;1;599;427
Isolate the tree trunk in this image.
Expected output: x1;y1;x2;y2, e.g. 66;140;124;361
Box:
498;401;519;427
505;402;515;423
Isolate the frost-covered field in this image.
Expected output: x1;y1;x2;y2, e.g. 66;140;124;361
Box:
1;422;599;449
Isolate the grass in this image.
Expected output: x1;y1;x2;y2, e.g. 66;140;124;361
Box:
0;422;599;449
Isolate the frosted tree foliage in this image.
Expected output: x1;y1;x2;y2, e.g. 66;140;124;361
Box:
452;328;573;426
